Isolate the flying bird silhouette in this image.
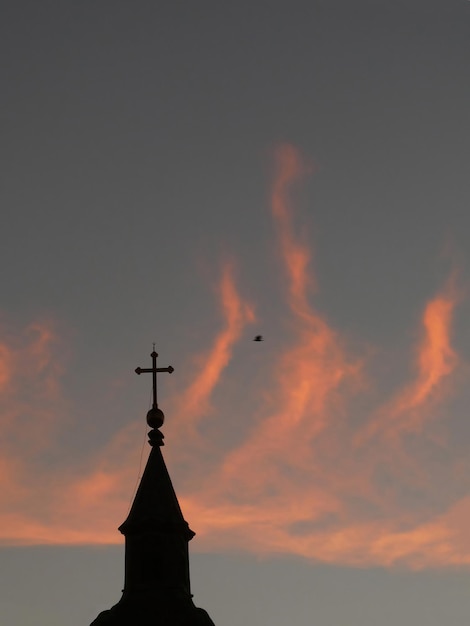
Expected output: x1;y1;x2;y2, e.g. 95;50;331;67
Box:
253;335;264;342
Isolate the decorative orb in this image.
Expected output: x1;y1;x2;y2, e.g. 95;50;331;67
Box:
146;407;164;428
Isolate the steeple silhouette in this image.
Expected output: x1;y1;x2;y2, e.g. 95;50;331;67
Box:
90;350;215;626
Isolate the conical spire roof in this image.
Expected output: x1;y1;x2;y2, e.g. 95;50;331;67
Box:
119;437;195;540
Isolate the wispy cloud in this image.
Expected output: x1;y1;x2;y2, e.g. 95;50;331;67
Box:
177;145;468;569
1;145;469;570
361;275;460;443
172;262;255;432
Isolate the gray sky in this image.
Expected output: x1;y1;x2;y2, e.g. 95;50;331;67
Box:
1;1;470;624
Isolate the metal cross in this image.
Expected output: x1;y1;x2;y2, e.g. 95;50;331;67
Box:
135;348;174;409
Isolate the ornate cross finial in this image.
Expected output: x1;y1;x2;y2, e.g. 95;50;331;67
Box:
135;349;174;410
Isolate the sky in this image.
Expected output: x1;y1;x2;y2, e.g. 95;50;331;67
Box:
1;1;470;624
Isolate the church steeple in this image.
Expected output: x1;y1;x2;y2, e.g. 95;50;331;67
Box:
90;350;215;626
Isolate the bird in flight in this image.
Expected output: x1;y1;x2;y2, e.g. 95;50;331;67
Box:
253;335;264;342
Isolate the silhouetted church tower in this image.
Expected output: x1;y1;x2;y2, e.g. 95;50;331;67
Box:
91;350;215;626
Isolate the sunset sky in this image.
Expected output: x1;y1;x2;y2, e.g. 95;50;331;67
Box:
2;2;470;625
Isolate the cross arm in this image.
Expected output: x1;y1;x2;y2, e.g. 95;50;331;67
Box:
135;366;174;375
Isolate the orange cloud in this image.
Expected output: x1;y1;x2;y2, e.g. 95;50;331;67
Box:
1;145;470;572
271;143;316;312
180;493;460;569
214;145;362;488
407;285;458;411
171;262;255;435
0;321;66;446
0;262;257;547
361;276;460;443
0;320;75;544
174;146;467;569
0;342;12;391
